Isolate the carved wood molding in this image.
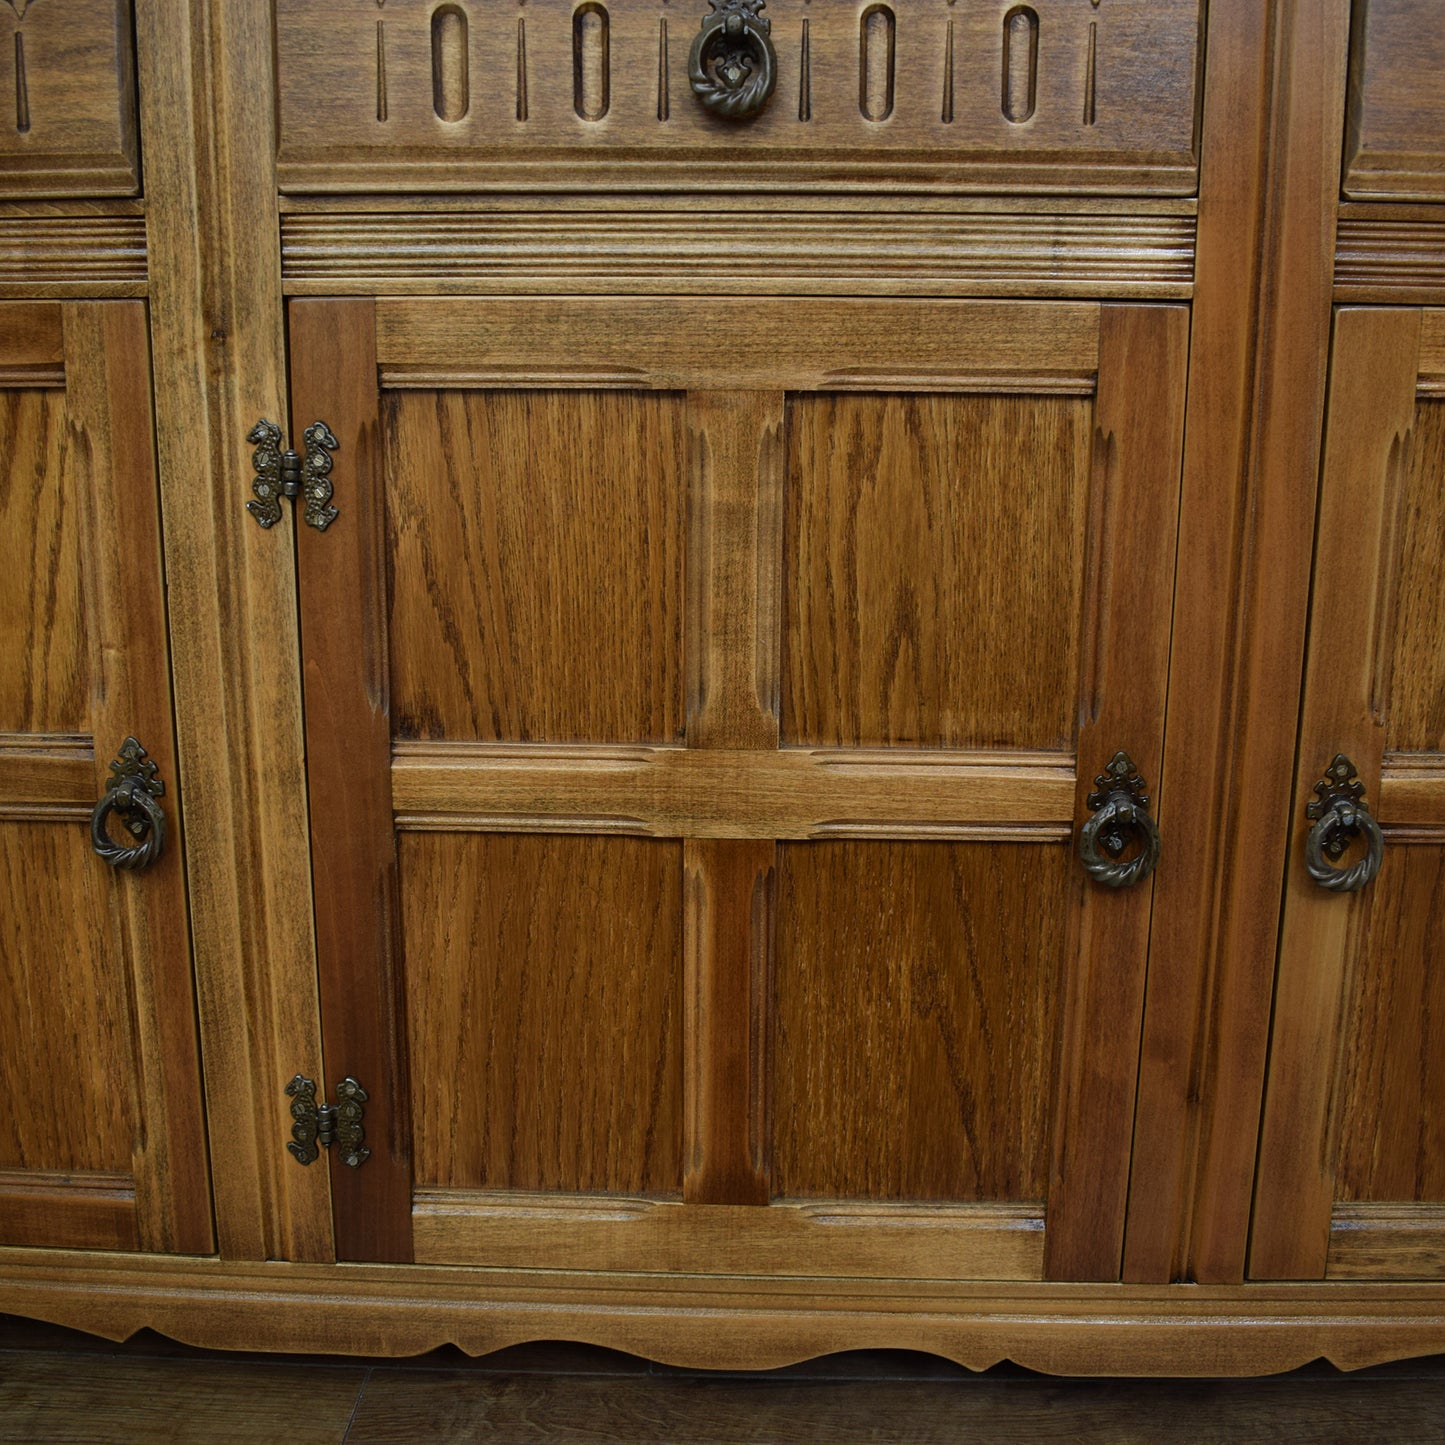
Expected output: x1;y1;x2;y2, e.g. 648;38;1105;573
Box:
3;1249;1445;1372
282;210;1195;299
0;216;146;297
1336;210;1445;304
274;0;1203;197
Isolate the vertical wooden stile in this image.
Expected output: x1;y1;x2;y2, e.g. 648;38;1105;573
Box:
1046;305;1188;1281
683;391;784;1206
290;298;413;1263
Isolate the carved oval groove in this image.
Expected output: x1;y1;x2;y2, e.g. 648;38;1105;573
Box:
859;6;896;123
1002;5;1039;124
574;3;611;122
431;5;470;122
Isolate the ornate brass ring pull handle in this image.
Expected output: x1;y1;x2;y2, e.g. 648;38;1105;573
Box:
1304;754;1384;893
90;737;166;871
689;0;777;120
1078;751;1161;889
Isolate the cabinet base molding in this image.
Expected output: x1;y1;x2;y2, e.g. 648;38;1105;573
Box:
2;1250;1444;1377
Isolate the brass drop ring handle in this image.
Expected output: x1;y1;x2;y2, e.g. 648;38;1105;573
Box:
1304;754;1384;894
689;0;777;120
90;737;166;871
1079;751;1161;889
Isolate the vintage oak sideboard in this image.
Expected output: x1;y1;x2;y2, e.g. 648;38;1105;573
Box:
1;0;1443;1373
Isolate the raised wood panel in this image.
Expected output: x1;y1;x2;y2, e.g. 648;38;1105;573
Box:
1334;845;1445;1204
1385;400;1445;752
275;0;1202;195
386;389;685;744
0;733;92;821
390;742;1075;839
0;387;86;734
413;1194;1043;1280
782;393;1089;750
0;822;134;1176
373;297;1101;392
772;841;1067;1203
0;1;138;196
1344;0;1445;201
401;833;684;1195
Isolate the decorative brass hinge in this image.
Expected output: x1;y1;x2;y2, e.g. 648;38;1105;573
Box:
285;1074;370;1168
247;418;340;531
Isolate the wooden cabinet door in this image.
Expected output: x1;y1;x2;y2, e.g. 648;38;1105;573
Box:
1253;307;1445;1281
290;296;1187;1280
0;302;211;1253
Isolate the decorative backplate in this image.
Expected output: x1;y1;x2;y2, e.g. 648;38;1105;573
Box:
1306;754;1371;863
1086;750;1151;860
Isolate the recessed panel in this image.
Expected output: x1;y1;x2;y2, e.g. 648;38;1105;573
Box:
0;823;133;1174
783;393;1090;749
1387;400;1445;752
0;388;87;734
385;389;685;743
772;840;1068;1202
1335;844;1445;1203
402;833;684;1194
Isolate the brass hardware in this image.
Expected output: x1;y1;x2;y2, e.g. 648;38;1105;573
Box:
247;418;340;531
1304;754;1384;893
1078;750;1161;889
285;1074;371;1168
688;0;777;120
90;737;166;871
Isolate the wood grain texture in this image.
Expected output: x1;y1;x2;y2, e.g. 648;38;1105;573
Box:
291;299;410;1264
1052;304;1188;1283
1336;208;1445;305
0;822;134;1176
374;298;1101;393
274;0;1203;196
387;388;684;744
1125;0;1349;1285
390;742;1076;839
772;841;1066;1204
0;1;138;196
0;1171;137;1252
1334;845;1445;1203
413;1195;1042;1281
136;0;332;1262
1380;755;1445;826
401;833;684;1196
7;1250;1445;1376
1344;0;1445;200
686;392;783;751
1329;1205;1445;1279
1250;308;1422;1281
64;301;212;1255
782;390;1090;749
0;734;91;821
0;1351;367;1445
0;216;147;298
1385;400;1445;751
279;210;1197;299
0;300;62;369
0;386;85;734
684;841;773;1207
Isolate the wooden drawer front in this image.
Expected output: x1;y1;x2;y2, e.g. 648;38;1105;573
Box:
275;0;1203;194
0;1;138;197
1345;0;1445;201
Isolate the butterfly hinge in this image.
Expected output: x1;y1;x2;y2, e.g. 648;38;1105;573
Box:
284;1074;371;1168
246;418;341;531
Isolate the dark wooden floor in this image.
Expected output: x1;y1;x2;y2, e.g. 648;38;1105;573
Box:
1;1313;1444;1443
